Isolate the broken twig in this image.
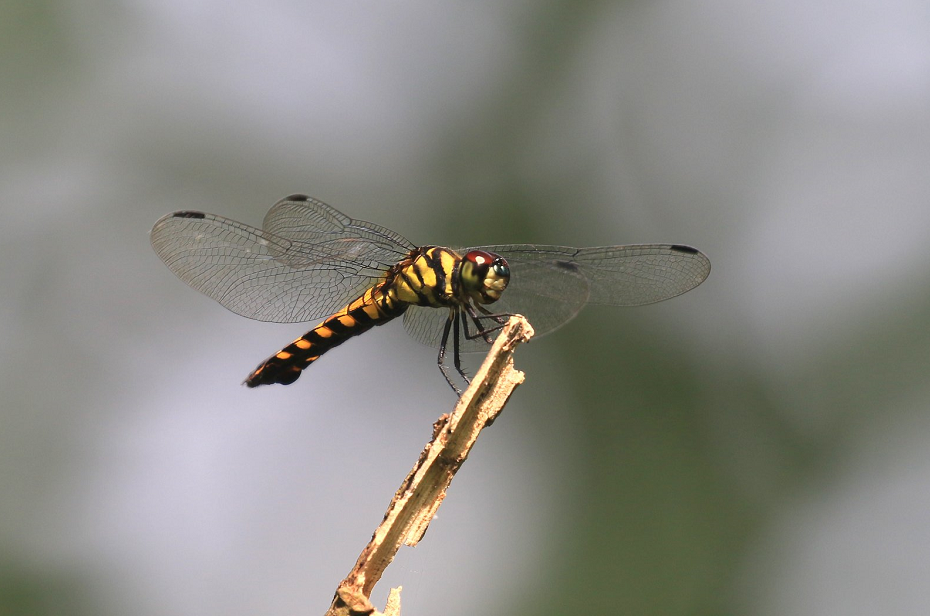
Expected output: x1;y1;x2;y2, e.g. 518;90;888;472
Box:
324;315;534;616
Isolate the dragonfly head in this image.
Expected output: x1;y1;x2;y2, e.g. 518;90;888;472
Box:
460;250;510;304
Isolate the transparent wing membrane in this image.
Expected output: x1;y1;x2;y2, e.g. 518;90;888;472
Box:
150;196;413;323
484;243;711;307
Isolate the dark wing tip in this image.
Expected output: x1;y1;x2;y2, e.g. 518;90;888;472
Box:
170;211;207;219
670;244;699;255
284;194;310;202
151;210;208;238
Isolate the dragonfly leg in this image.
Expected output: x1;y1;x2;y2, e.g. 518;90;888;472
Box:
437;308;464;395
475;304;510;323
452;308;471;385
462;304;509;342
460;306;486;342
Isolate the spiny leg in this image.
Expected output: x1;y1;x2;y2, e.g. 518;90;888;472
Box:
462;303;510;342
461;305;490;343
476;304;511;331
452;307;470;385
476;303;510;323
437;308;463;395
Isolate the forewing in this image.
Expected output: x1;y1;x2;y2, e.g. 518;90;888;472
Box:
151;210;401;323
489;243;710;307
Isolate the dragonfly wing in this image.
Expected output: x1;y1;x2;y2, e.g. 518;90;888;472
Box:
151;211;397;323
403;306;466;351
261;194;415;268
488;243;710;307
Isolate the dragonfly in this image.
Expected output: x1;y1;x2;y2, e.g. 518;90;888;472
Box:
151;194;710;394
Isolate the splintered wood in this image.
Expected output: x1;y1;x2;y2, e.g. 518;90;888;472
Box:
324;316;534;616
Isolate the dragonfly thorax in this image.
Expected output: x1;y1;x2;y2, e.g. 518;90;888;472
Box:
459;250;510;305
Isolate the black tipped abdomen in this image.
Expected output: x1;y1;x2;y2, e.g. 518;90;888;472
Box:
244;287;408;387
245;363;301;387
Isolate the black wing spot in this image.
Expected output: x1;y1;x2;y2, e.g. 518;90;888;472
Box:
670;245;699;254
555;260;580;271
285;194;310;202
172;211;206;219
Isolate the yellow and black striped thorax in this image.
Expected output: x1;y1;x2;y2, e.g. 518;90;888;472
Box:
383;245;463;309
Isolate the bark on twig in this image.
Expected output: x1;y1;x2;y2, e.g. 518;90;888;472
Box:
324;315;534;616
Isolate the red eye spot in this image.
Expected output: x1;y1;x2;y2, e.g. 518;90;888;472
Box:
464;250;495;272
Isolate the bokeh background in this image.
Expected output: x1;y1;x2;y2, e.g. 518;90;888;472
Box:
3;1;930;615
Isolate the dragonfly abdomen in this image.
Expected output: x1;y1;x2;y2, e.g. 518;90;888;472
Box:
243;247;460;388
244;286;407;387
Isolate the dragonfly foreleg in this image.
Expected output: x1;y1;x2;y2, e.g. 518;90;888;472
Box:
475;304;510;323
462;303;510;342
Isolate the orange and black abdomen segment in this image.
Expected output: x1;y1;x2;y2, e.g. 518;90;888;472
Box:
244;286;407;387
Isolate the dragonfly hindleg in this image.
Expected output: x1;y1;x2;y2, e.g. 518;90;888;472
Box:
452;308;470;384
437;308;465;395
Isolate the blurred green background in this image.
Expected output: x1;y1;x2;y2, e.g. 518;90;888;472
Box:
3;1;930;615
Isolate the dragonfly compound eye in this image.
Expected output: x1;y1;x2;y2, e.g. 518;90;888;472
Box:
461;250;509;304
492;260;509;278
